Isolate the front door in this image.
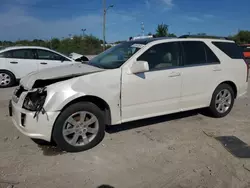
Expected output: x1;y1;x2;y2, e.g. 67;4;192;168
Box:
121;42;182;122
36;49;73;70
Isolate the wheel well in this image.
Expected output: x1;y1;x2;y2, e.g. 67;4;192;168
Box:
61;96;112;125
219;81;237;98
0;69;16;79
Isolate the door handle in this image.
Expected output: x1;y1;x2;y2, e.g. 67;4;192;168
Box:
168;72;181;77
213;66;222;71
40;62;47;65
10;61;18;64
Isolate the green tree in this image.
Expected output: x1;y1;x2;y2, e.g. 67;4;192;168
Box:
156;23;169;37
51;38;61;49
197;33;207;36
168;33;177;37
231;30;250;44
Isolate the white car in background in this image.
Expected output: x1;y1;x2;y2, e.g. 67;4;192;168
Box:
0;46;75;88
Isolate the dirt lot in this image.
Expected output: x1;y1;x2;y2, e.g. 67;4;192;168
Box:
1;84;250;188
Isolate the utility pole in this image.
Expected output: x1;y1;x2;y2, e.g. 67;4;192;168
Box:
50;37;52;49
103;0;114;51
103;0;106;51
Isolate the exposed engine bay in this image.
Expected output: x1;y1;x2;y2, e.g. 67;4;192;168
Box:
20;62;104;90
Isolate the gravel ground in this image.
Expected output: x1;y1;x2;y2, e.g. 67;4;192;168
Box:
0;84;250;188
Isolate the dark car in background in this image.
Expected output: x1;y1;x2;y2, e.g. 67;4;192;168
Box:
240;44;250;65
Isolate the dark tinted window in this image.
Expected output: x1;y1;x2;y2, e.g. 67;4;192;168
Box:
138;42;181;70
182;41;207;66
37;50;65;61
6;49;35;59
212;42;243;59
204;44;220;63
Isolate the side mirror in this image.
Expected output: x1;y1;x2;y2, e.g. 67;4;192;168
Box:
129;60;149;74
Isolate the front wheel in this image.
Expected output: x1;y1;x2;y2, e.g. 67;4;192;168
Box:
208;84;235;118
52;102;105;152
0;70;15;88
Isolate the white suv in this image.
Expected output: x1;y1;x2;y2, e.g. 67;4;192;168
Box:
9;36;248;152
0;46;75;88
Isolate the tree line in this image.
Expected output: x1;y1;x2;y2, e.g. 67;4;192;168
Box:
0;35;103;55
0;24;250;55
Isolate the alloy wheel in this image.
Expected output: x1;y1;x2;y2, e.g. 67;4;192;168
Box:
0;73;11;87
215;89;232;114
62;111;99;146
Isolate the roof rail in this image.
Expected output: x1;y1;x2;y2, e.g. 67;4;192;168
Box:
178;35;231;40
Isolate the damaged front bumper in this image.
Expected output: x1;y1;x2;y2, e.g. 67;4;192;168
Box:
10;86;60;142
10;99;60;141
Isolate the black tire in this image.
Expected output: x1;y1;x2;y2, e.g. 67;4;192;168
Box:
52;102;105;152
208;83;235;118
0;70;16;88
31;138;51;146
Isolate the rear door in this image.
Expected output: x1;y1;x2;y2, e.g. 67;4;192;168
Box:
180;41;221;110
4;49;38;79
35;49;73;70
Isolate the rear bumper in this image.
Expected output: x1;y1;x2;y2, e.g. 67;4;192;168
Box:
10;100;60;142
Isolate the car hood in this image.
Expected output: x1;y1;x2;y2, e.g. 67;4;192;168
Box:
20;63;104;89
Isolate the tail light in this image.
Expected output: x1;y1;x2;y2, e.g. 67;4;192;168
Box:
244;59;249;82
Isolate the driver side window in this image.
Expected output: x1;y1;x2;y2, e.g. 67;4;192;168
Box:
37;50;66;61
137;42;181;70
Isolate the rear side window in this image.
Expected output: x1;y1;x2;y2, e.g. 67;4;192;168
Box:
5;49;35;59
0;51;11;58
181;41;219;66
205;45;220;63
212;42;243;59
182;41;206;66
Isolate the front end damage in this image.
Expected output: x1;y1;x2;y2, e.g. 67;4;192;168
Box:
12;86;48;119
10;85;60;141
15;63;104;118
22;87;47;118
10;63;111;142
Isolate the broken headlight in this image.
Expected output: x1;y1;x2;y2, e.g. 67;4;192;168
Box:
23;88;47;111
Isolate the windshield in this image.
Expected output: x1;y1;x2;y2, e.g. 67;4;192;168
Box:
89;41;146;69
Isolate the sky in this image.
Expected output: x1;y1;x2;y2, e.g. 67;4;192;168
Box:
0;0;250;42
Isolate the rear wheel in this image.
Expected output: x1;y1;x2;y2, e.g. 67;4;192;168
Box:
208;84;235;118
52;102;105;152
0;70;15;88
